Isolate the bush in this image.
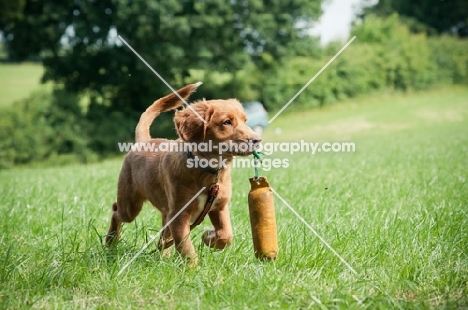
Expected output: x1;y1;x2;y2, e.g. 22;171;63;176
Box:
0;91;53;168
428;36;468;85
0;89;96;168
262;14;468;111
353;15;438;90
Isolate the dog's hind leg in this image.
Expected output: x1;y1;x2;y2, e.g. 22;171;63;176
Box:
105;202;123;245
158;212;173;256
105;194;144;245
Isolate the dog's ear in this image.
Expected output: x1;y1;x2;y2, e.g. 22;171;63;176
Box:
175;100;214;142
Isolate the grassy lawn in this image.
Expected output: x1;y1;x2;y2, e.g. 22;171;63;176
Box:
1;87;467;309
0;62;49;106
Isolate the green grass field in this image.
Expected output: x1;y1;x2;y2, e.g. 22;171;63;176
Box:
0;62;48;106
1;87;467;309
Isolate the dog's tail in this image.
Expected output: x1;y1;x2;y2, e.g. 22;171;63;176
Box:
135;82;202;142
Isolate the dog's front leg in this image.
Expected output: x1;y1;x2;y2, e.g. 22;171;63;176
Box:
203;206;233;249
168;210;198;266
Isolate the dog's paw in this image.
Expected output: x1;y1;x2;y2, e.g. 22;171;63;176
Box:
104;233;119;246
202;229;217;247
187;255;199;268
202;229;232;249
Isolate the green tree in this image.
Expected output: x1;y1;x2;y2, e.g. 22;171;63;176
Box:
362;0;468;37
1;0;323;153
0;0;25;25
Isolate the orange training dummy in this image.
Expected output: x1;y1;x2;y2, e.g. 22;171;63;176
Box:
248;176;278;260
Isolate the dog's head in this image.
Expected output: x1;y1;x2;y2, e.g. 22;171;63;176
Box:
174;99;261;156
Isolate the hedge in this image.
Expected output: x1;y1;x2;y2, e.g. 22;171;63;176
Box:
262;14;468;111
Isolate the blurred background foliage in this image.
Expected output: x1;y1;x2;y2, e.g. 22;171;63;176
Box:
0;0;467;168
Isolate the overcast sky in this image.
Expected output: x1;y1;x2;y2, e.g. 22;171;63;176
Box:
311;0;375;44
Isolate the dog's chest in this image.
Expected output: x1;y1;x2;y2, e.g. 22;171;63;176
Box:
191;194;208;222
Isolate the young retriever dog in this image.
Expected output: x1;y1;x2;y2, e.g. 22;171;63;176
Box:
105;83;261;265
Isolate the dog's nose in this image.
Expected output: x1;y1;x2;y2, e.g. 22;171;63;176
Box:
249;135;262;145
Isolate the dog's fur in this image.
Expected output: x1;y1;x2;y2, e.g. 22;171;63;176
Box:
105;83;261;264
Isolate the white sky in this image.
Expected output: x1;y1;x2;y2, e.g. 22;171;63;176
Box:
311;0;375;45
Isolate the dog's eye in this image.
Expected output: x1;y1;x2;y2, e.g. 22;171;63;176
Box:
223;119;232;126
